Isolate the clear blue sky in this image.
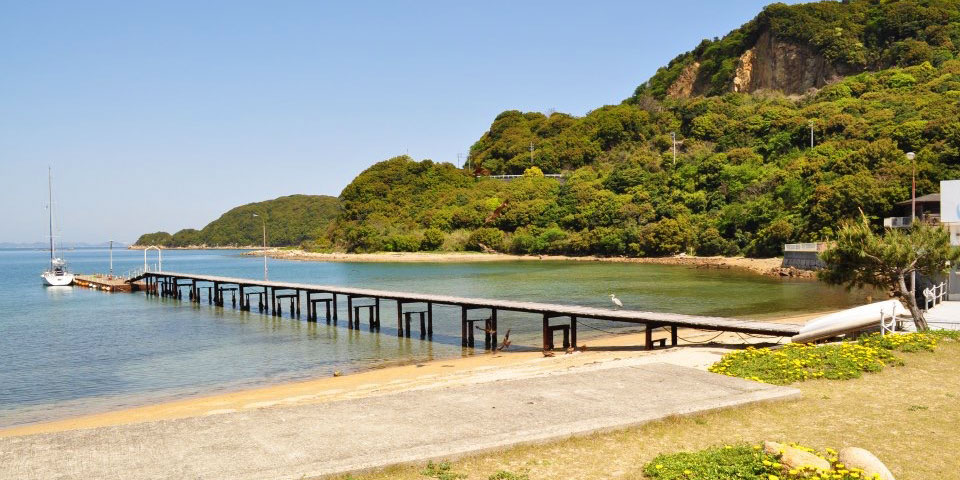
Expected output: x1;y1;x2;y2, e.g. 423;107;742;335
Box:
0;0;806;244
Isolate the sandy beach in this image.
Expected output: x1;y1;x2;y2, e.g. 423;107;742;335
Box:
0;311;821;439
242;249;812;277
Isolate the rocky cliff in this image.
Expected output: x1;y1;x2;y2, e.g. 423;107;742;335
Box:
669;30;856;98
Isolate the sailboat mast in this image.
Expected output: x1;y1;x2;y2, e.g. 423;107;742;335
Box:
48;166;54;267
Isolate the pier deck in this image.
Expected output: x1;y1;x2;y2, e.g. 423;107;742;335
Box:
74;274;134;292
130;271;801;349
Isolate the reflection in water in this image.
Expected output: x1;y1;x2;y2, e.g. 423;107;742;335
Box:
0;248;871;427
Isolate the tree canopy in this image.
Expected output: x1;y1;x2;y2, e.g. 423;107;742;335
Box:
819;216;959;330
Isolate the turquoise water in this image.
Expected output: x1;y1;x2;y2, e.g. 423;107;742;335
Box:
0;248;866;427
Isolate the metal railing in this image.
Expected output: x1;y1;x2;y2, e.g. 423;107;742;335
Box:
883;216;912;228
923;281;948;311
483;174;564;181
783;242;828;252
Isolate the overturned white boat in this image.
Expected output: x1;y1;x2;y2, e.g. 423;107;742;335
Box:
792;299;906;344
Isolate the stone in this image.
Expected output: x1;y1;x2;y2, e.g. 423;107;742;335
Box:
764;441;832;472
839;447;895;480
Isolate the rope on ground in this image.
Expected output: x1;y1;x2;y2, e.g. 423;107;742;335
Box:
735;332;786;345
576;320;637;336
675;331;725;344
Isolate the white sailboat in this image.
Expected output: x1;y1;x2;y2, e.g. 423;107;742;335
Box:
42;167;74;287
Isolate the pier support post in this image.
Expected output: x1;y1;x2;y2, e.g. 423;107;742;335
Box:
396;300;404;337
461;306;468;347
542;313;549;351
571;316;577;349
332;294;338;322
427;302;433;337
490;309;498;349
347;296;353;329
271;288;277;316
671;325;678;346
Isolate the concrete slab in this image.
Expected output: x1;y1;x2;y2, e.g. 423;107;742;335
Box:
926;301;960;330
0;363;799;480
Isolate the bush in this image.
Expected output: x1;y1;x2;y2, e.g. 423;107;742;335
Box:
696;227;739;256
386;233;422;252
421;228;445;251
467;227;505;252
644;443;882;480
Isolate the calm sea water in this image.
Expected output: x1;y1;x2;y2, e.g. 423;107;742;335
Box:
0;248;867;427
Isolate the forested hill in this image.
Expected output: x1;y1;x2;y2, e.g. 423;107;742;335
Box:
330;0;960;257
135;195;340;248
633;0;960;98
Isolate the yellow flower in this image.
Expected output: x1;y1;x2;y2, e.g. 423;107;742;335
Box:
655;464;663;470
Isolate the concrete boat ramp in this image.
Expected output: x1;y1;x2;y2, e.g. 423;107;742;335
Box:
0;359;798;480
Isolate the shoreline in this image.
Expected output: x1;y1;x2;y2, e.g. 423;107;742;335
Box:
245;249;814;278
0;311;823;439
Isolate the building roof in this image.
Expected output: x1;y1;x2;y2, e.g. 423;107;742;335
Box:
897;193;941;205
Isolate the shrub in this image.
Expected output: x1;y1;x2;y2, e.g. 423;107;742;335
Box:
467;227;505;252
421;228;445;251
386;234;422;252
644;443;883;480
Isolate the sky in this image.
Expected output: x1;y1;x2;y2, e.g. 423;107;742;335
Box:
0;0;808;244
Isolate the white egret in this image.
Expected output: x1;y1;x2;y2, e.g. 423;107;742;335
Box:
609;293;623;309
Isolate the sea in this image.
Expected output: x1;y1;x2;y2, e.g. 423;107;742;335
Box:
0;248;868;428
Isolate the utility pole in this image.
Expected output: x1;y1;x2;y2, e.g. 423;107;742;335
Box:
671;132;677;165
253;213;268;281
906;151;917;301
529;142;535;164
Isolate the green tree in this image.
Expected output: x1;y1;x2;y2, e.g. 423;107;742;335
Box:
819;216;959;331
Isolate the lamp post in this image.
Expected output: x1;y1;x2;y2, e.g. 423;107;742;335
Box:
671;131;677;165
906;151;917;301
253;213;268;280
109;240;113;275
906;152;917;222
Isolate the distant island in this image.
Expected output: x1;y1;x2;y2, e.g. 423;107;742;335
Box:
133;195;339;248
137;0;960;259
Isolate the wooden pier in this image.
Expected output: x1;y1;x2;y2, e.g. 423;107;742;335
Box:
74;274;136;293
129;271;802;350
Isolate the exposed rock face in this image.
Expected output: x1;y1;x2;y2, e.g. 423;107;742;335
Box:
735;31;849;95
667;61;700;97
670;30;854;97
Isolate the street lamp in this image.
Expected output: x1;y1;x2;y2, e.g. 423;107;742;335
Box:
906;151;917;302
109;240;114;275
252;213;268;280
906;152;917;222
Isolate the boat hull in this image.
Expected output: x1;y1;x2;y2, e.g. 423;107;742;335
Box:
792;299;905;343
42;272;75;287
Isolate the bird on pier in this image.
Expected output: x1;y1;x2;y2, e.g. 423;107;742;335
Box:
609;293;623;309
496;329;512;351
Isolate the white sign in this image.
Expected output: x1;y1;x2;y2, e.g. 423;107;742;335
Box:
942;180;960;223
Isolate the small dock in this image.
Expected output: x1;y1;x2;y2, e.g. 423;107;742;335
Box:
74;274;136;293
128;271;801;350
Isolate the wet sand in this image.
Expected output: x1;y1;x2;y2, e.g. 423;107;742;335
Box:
0;312;822;439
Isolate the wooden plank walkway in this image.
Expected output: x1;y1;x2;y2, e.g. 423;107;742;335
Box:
130;271;801;349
